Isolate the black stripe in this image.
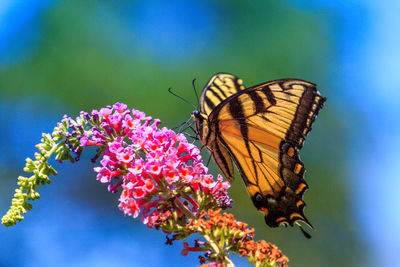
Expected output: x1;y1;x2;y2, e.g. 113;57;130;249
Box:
285;85;326;148
208;87;224;103
231;77;242;93
250;139;282;193
250;140;263;163
212;82;228;99
228;95;245;119
214;140;232;177
274;96;296;104
251;143;280;193
228;98;248;153
216;128;259;189
205;97;216;111
248;91;265;113
261;86;277;105
257;159;280;193
216;132;255;186
229;97;262;187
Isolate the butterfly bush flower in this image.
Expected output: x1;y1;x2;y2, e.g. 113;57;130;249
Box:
66;103;233;228
184;209;289;267
2;103;288;267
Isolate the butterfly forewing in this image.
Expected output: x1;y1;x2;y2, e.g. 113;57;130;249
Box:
200;73;245;116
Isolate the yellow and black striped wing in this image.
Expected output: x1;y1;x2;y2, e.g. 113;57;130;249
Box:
197;73;245;183
199;73;245;116
208;79;325;228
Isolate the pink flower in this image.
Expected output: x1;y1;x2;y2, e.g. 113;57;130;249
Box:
122;114;136;134
164;167;180;184
94;166;113;183
133;186;146;199
200;174;217;189
86;103;232;224
131;109;146;120
178;166;194;182
116;147;134;164
108;137;123;154
129;133;145;148
129;159;144;175
164;153;179;169
143;179;155;193
99;107;112;117
80;136;89;146
80;136;103;146
145;160;162;177
119;198;140;218
108;113;123;133
113;102;127;113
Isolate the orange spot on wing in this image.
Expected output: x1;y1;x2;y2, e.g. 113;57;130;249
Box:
294;163;302;174
295;183;307;194
296;200;304;207
287;147;295;157
290;212;303;220
276;217;287;223
259;207;269;215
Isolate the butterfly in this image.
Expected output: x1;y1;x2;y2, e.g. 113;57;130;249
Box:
191;73;326;237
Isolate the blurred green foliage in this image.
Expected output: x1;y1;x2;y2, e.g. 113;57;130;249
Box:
0;1;364;266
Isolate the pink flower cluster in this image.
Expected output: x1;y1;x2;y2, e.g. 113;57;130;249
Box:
79;103;232;227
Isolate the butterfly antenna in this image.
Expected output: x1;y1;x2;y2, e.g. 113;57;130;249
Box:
192;78;200;108
168;87;197;110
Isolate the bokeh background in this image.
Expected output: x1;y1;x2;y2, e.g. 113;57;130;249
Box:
1;1;399;266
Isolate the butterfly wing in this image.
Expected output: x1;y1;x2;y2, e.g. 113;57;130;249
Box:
200;73;246;116
196;73;245;182
208;79;325;227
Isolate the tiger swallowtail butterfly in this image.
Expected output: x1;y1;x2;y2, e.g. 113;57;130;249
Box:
191;73;326;237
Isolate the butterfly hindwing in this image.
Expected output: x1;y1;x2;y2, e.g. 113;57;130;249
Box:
208;139;235;183
193;74;325;229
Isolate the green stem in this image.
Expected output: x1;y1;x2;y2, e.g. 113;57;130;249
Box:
203;233;235;267
46;140;64;158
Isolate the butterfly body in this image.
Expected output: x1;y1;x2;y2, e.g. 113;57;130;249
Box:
192;73;326;230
